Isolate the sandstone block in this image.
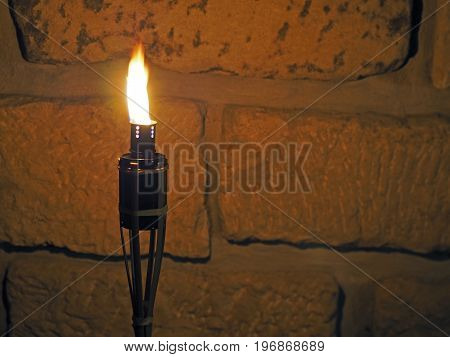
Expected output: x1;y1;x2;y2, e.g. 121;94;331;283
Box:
218;107;449;253
0;96;209;258
431;0;450;89
0;251;8;335
7;256;132;336
373;276;450;336
158;267;339;336
10;0;412;80
7;255;339;336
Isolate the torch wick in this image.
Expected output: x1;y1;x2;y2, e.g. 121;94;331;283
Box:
130;123;156;157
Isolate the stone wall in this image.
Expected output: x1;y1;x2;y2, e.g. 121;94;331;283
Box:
10;0;413;79
0;0;449;337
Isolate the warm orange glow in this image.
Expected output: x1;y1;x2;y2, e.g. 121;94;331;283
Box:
126;44;155;125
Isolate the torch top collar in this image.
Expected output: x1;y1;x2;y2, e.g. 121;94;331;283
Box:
119;152;167;172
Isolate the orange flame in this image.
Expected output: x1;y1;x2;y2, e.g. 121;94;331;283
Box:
126;44;155;125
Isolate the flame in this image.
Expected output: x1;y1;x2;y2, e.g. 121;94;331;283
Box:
126;44;155;125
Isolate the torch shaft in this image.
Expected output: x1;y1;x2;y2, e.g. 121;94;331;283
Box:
129;228;145;337
148;216;166;319
130;167;145;337
143;229;156;337
120;227;135;311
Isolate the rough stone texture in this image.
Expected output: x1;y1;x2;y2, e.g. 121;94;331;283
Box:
373;276;450;336
10;0;412;80
0;96;209;258
6;255;339;336
7;256;132;336
218;107;450;253
0;251;8;335
431;0;450;89
159;269;338;336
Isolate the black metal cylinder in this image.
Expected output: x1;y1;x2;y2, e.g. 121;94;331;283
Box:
119;152;168;231
130;124;156;155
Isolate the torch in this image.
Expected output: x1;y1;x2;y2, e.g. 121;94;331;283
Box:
118;44;168;337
